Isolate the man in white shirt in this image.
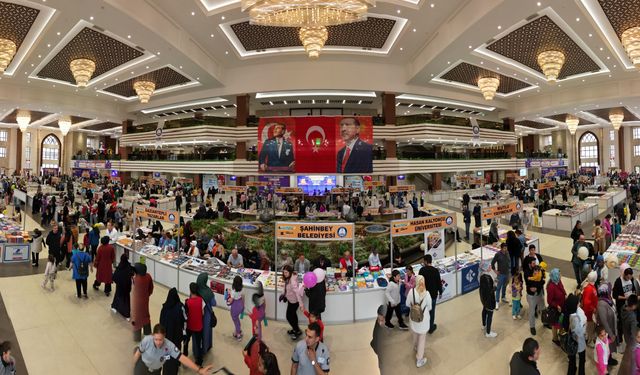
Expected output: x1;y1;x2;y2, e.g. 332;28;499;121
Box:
368;250;382;269
106;221;119;244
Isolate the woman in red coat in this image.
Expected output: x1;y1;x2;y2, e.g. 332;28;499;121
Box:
546;268;566;345
131;262;154;341
93;236;115;296
581;271;599;346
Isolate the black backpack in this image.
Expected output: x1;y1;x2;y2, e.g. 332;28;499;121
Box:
78;254;89;277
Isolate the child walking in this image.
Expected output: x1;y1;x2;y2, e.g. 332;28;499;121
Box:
303;309;324;341
594;325;611;375
249;282;266;341
511;272;523;320
42;254;57;290
227;275;244;340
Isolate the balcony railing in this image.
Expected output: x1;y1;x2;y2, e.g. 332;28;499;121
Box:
127;152;236;161
397;150;511;160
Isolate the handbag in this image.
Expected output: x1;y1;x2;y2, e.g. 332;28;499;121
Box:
210;309;217;328
541;306;559;325
559;326;578;356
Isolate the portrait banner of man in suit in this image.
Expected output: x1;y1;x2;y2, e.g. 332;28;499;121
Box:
258;121;295;172
335;117;373;174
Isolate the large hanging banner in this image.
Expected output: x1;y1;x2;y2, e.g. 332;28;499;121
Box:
257;116;373;173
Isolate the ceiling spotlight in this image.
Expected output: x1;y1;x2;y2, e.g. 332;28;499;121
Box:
537;50;565;82
565;114;579;135
609;109;624;130
69;58;96;87
133;81;156;103
0;38;17;72
621;26;640;68
58;115;71;136
16;110;30;132
478;77;499;100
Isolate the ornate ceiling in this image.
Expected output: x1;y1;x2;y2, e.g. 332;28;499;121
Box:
586;107;640;122
1;109;51;123
0;1;39;52
486;15;601;80
36;27;144;84
42;115;91;128
597;0;640;37
545;113;592;125
515;120;556;130
103;67;191;98
230;17;396;51
440;62;532;94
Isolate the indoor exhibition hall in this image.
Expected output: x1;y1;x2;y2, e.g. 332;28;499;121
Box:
3;0;640;374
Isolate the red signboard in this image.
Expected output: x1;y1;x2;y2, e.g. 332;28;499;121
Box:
257;116;373;174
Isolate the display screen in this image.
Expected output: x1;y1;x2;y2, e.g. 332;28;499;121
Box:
257;116;373;174
519;168;527;177
296;175;336;195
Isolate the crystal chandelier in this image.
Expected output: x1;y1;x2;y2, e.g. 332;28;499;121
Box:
0;38;16;73
69;58;96;87
241;0;374;59
566;114;579;135
133;81;156;104
477;77;500;101
622;27;640;68
16;110;30;132
609;110;624;131
58;115;71;136
537;50;565;82
299;26;328;59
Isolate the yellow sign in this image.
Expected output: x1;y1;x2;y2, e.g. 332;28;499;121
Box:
135;206;180;225
275;222;354;240
388;185;415;193
275;187;303;194
482;201;522;220
469;178;485;185
221;185;248;192
537;181;555;190
364;181;385;188
331;187;354;194
247;181;270;187
81;182;97;190
391;214;456;237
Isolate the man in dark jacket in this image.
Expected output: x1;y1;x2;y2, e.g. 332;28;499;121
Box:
479;273;497;338
418;254;442;334
463;205;471;240
371;305;389;372
472;203;481;228
509;338;541;375
524;257;545;336
44;224;63;266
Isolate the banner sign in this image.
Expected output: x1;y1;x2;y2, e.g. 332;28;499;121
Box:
437;271;456;304
388;185;415;193
174;178;193;184
364;180;385;188
537;181;555;190
73;160;112;170
331;187;355;194
391;214;456;237
482;201;522;220
461;263;480;294
135;206;179;225
424;229;445;260
81;182;97;190
470;177;485;185
471;118;480;146
220;185;248;193
257;116;373;173
525;159;565;168
275;222;354;241
275;187;303;194
247;181;270;187
2;244;30;262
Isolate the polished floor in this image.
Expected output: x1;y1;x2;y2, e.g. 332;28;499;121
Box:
0;204;621;374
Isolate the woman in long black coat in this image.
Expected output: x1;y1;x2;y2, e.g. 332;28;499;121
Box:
159;288;186;375
111;254;134;318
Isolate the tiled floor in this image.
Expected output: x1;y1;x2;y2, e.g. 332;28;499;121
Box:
0;205;621;374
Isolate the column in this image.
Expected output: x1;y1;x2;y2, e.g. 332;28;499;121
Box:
119;119;133;185
382;92;396;159
432;173;442;190
235;95;249;160
15;129;22;173
618;128;626;171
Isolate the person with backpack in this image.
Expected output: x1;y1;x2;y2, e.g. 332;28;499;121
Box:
479;273;497;338
404;275;431;368
70;244;92;299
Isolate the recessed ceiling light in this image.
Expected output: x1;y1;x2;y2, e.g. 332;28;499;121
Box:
130;71;134;74
196;77;200;80
210;34;214;38
607;56;610;59
497;25;502;30
412;28;416;32
127;35;131;39
613;64;617;68
599;47;603;51
145;66;149;69
179;65;182;69
399;47;403;51
496;67;500;70
191;11;195;16
447;61;450;64
430;3;435;7
56;32;60;36
90;16;94;20
221;16;225;20
115;78;118;81
47;43;51;47
589;33;593;37
38;54;41;58
480;61;483;65
157;52;161;55
582;79;585;82
30;63;33;67
225;51;229;55
430;74;434;77
536;1;541;6
468;45;472;49
576;17;580;22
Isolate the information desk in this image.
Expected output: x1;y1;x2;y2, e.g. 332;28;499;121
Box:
542;203;598;232
584;189;626;211
428;188;487;203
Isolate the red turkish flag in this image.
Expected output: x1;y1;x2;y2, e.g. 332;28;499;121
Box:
294;117;336;173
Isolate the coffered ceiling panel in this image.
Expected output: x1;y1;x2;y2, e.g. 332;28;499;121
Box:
1;109;51;124
36;27;145;84
586;107;640;122
544;114;592;125
486;16;600;80
42;115;92;128
0;1;39;52
516;120;556;130
440;62;532;94
597;0;640;37
103;67;191;98
83;122;121;131
230;17;395;51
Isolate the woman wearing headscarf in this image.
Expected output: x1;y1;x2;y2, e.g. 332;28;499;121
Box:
565;293;587;375
93;236;116;296
581;271;599;347
546;268;566;345
131;263;154;341
488;220;499;244
592;255;608;288
111;254;134;319
196;272;216;353
159;287;186;375
595;283;619;368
